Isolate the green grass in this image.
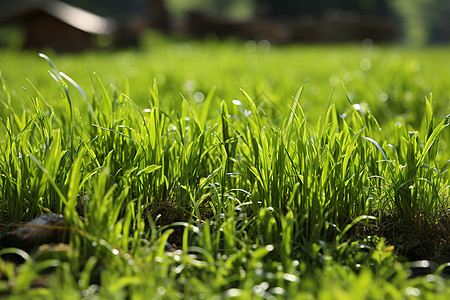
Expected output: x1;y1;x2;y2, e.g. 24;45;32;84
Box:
1;36;450;125
0;38;449;299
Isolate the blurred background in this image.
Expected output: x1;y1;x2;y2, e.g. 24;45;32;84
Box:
0;0;449;52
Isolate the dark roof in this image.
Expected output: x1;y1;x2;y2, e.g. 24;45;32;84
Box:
0;0;117;34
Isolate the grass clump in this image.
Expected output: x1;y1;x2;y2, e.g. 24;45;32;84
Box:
0;46;449;298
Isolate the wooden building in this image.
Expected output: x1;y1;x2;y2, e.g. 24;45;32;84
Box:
0;0;116;52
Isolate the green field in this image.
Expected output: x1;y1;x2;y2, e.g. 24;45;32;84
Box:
0;38;449;299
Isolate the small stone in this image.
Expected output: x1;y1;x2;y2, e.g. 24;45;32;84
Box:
0;214;67;251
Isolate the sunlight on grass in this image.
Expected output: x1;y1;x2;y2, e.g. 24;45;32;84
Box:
0;41;448;298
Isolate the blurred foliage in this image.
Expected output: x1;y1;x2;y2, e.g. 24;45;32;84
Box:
166;0;450;45
391;0;450;45
1;0;449;44
166;0;253;20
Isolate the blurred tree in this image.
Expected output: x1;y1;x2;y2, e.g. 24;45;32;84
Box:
147;0;169;32
391;0;450;45
166;0;253;20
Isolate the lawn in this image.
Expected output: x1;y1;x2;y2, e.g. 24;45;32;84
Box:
0;37;449;299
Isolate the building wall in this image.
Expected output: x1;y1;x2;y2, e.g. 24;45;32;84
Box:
23;12;93;52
